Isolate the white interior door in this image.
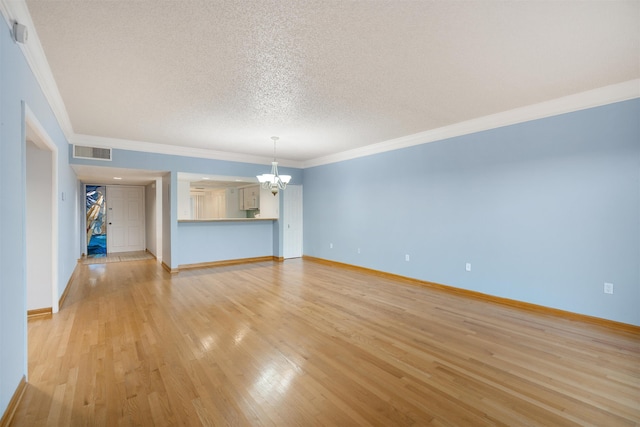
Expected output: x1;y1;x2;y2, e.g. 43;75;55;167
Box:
283;185;303;259
107;185;145;253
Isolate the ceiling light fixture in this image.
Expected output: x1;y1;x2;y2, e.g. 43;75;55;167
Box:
257;136;291;196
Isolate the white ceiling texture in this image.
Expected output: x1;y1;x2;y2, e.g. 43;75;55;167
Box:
18;0;640;176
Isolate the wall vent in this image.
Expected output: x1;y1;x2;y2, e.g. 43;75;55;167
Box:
73;145;112;161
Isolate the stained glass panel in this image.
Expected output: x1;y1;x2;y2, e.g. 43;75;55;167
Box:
86;185;107;257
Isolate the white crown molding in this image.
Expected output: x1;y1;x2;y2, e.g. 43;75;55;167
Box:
304;79;640;168
0;0;74;141
71;134;305;169
3;0;637;171
49;78;640;171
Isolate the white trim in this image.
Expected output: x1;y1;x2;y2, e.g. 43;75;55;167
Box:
155;178;163;263
82;184;88;257
73;79;639;170
3;1;637;171
1;0;74;141
70;134;304;168
24;104;59;314
303;79;640;168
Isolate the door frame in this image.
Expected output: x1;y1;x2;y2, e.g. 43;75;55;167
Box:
24;103;59;313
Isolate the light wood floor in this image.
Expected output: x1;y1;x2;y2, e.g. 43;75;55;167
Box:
11;259;640;426
82;251;155;265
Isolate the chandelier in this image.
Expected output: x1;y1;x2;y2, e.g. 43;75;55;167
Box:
257;136;291;196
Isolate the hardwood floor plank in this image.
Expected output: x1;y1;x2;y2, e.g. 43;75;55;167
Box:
10;259;640;426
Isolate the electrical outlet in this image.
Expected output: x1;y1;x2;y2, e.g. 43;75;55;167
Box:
604;282;614;294
405;254;410;262
465;263;471;272
357;248;361;254
330;243;333;249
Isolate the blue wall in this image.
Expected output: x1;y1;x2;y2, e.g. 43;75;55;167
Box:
304;99;640;326
72;147;303;182
177;221;274;266
0;20;81;415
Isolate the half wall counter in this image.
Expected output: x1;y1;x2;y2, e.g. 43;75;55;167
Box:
176;218;277;269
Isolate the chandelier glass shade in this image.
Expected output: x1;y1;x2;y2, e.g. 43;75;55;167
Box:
257;136;291;195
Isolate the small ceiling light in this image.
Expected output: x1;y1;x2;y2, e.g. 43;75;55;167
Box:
113;177;122;180
257;136;291;196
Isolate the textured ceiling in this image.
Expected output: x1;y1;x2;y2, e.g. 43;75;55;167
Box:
25;0;640;162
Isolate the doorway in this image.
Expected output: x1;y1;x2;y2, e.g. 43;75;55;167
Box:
283;185;303;259
24;105;59;313
85;185;145;256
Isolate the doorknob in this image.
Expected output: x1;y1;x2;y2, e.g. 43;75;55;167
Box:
108;222;112;225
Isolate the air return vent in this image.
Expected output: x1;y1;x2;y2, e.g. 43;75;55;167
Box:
73;145;112;161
